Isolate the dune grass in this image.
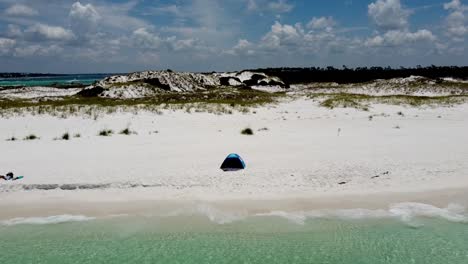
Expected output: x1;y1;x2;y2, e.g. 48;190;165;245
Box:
98;129;113;137
311;93;468;110
241;128;254;135
23;134;39;140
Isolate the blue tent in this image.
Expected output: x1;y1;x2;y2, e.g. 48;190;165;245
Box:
220;153;246;171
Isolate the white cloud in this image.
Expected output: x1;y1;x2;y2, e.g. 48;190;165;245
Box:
4;4;38;16
226;39;255;55
14;44;63;57
70;2;101;25
365;29;436;47
132;28;162;49
443;0;468;41
0;37;16;55
368;0;411;30
444;0;464;10
261;21;302;49
69;2;101;37
268;0;294;13
307;17;337;31
25;24;75;42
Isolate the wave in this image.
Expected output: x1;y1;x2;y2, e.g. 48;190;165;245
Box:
1;203;466;227
166;202;468;226
1;215;95;226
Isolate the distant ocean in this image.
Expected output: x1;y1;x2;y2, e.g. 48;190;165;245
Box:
1;211;467;264
0;74;112;87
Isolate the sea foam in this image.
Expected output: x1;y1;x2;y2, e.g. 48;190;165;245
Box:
1;215;95;226
166;202;468;226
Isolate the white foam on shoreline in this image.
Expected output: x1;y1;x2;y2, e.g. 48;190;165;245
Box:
1;215;95;226
166;202;468;226
1;203;466;227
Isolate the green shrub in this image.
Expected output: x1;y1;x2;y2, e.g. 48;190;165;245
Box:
62;133;70;140
119;128;136;135
74;133;81;138
241;128;254;135
98;129;113;136
24;134;39;140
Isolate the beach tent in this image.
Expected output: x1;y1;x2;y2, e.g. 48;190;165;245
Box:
220;154;246;171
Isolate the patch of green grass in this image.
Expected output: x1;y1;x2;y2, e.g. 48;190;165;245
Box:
241;128;254;135
24;134;39;140
98;129;113;137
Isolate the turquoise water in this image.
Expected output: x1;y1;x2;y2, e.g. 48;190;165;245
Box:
0;74;111;87
1;215;467;264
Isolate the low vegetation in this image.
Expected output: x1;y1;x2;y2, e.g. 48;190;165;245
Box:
98;129;113;136
0;87;285;118
119;128;136;135
310;93;468;110
241;128;254;135
62;132;70;140
23;134;39;140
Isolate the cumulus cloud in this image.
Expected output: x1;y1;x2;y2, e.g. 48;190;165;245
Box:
261;21;302;49
307;17;337;31
268;0;294;13
368;0;411;30
4;4;38;16
68;1;102;39
226;39;255;55
443;0;468;41
70;2;101;26
132;28;162;49
365;29;436;47
25;24;75;42
0;38;16;55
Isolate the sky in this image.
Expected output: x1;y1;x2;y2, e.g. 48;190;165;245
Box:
0;0;467;73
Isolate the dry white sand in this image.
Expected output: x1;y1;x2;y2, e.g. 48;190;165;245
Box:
1;98;468;218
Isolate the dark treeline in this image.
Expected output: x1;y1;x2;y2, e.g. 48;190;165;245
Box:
250;66;468;84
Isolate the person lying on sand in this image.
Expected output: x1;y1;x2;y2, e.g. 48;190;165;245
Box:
0;172;20;181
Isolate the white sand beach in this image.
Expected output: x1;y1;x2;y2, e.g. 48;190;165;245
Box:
1;97;468;219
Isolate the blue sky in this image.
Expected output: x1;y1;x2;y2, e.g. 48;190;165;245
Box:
0;0;467;73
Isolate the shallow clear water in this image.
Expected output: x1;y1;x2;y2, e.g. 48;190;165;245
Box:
0;74;111;87
1;215;467;264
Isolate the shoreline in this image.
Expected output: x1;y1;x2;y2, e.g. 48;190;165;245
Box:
1;187;468;220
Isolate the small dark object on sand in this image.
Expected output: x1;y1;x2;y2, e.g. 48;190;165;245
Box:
338;181;347;185
371;175;380;179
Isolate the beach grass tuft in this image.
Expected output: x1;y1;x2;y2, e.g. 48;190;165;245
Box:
119;128;136;135
98;129;113;137
62;132;70;140
241;128;254;135
24;134;39;140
